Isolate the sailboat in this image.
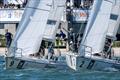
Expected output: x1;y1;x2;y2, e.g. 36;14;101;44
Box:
66;0;120;71
5;0;67;69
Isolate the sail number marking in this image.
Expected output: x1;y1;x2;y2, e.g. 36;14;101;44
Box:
87;60;95;69
17;60;25;69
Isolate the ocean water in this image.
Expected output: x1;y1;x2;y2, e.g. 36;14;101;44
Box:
0;60;120;80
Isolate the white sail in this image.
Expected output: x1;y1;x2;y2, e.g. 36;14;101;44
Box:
80;0;114;55
107;0;120;39
43;0;66;41
10;0;53;56
79;0;103;56
80;0;102;44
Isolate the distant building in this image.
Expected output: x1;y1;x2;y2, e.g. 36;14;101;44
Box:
0;0;27;35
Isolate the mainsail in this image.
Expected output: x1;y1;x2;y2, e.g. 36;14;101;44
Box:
79;0;114;55
107;0;120;39
10;0;53;56
43;0;66;41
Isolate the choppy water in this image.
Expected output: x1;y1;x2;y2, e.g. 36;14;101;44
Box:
0;58;120;80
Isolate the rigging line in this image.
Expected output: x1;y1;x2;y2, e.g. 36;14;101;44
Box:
26;7;50;12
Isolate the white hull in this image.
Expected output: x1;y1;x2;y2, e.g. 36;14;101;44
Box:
66;53;120;71
5;56;68;69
